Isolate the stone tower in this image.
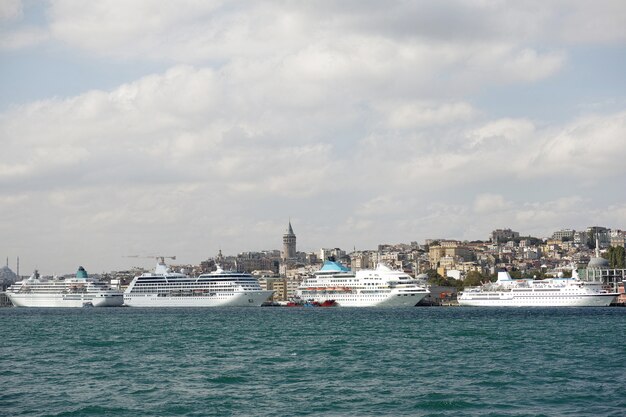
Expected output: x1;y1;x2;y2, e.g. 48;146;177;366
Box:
282;220;296;260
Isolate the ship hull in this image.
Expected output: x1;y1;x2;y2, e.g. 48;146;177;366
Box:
6;292;124;307
458;293;617;307
299;290;429;307
123;290;273;307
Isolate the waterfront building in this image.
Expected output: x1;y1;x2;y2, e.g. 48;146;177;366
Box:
429;243;475;268
523;248;540;260
576;237;626;297
439;240;462;248
490;228;519;243
436;258;482;278
271;278;287;300
610;230;626;247
446;270;462;280
305;252;318;264
350;251;371;270
235;256;276;273
259;275;302;301
257;276;284;300
552;229;576;241
0;264;18;290
587;226;610;248
320;248;346;262
285;277;302;300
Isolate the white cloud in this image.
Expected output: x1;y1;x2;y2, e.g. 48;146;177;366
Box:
0;1;48;50
524;111;626;178
512;197;589;234
468;118;535;146
601;203;626;226
473;194;512;214
2;1;626;272
350;109;626;201
0;0;21;21
48;1;278;61
0;26;48;50
0;65;344;198
40;1;569;90
553;0;626;44
496;47;565;82
378;101;477;129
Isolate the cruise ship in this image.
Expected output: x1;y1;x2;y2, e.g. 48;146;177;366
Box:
5;267;124;307
296;260;430;307
123;259;274;307
458;270;618;307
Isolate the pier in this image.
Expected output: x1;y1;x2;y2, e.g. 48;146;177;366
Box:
0;292;12;307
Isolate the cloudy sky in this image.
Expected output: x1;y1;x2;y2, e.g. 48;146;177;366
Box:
1;1;626;274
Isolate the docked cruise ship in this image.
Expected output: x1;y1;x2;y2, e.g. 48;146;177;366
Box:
123;259;274;307
296;260;430;307
6;267;124;307
458;270;618;307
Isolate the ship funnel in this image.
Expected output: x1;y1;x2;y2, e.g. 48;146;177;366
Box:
496;271;512;282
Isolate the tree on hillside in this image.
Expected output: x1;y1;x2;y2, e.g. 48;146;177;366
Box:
513;236;542;246
607;246;626;269
424;269;462;289
525;269;546;279
425;241;440;251
464;271;485;287
424;269;441;282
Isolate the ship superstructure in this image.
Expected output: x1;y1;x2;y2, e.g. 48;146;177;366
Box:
296;260;429;307
458;270;618;307
6;267;123;307
123;259;273;307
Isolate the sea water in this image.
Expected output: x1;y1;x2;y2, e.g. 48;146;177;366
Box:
1;307;625;416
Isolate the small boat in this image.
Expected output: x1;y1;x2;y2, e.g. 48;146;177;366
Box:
285;301;303;307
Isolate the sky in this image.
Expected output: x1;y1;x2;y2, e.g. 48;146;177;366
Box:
1;0;626;274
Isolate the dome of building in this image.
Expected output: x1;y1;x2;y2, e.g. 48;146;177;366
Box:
0;266;18;286
76;266;89;279
587;256;609;269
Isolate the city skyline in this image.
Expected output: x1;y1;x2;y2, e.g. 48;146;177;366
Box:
1;1;626;273
1;222;622;276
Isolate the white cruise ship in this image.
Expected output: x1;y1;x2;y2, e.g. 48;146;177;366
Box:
123;260;273;307
296;260;430;307
6;267;124;307
458;270;618;307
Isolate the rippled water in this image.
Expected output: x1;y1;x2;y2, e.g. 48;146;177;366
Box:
1;307;625;416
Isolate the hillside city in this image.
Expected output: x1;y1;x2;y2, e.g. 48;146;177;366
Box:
2;223;626;305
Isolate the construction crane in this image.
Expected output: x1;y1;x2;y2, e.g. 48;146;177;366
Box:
123;255;176;265
124;255;176;260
